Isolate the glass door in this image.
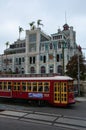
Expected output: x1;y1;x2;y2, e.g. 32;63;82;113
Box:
54;82;67;104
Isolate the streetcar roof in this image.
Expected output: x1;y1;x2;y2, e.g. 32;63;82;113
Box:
0;76;73;81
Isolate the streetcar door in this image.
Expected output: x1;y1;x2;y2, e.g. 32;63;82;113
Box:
60;82;67;104
54;82;61;103
54;82;68;104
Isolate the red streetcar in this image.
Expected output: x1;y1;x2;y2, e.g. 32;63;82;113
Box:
0;75;75;106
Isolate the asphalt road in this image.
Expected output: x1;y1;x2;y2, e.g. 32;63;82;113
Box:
0;99;86;118
0;99;86;130
0;116;73;130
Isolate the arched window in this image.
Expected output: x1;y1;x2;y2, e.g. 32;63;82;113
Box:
41;66;46;74
58;65;62;75
30;67;35;73
49;66;53;73
15;67;19;74
21;68;24;74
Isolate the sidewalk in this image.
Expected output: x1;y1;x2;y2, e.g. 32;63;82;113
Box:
75;97;86;102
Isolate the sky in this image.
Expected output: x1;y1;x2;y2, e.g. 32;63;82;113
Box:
0;0;86;58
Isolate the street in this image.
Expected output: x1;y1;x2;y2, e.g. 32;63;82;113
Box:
0;99;86;118
0;99;86;130
0;117;72;130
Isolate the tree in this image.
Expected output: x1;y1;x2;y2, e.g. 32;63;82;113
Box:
5;41;9;49
29;21;35;30
5;41;9;73
37;19;43;28
66;54;86;80
19;26;24;40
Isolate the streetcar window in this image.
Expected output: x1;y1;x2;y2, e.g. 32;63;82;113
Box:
38;86;43;92
27;82;31;86
64;87;67;92
0;85;2;90
27;86;31;92
44;86;49;92
44;82;49;85
58;83;60;87
13;86;20;91
38;82;43;85
22;82;26;86
0;82;2;90
14;82;20;85
14;82;16;85
68;81;74;92
22;86;26;91
8;86;11;91
33;82;37;85
3;82;7;85
33;86;37;92
64;83;67;87
18;82;20;85
14;86;16;90
64;98;66;101
68;86;73;92
3;85;7;90
44;82;50;92
8;82;12;85
54;86;57;91
17;86;20;91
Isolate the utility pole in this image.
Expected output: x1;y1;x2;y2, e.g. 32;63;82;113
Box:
78;54;80;96
62;45;64;75
62;41;66;76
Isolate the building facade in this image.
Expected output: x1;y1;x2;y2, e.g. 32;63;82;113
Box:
0;23;79;75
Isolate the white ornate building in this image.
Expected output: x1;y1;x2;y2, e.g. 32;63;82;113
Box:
0;23;79;75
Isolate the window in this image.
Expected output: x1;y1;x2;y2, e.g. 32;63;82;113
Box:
22;86;26;91
0;82;2;90
40;55;46;63
29;43;36;52
58;42;61;48
56;54;59;62
50;43;53;49
49;66;53;73
58;65;62;75
30;57;32;64
30;67;35;73
40;56;42;61
44;86;49;92
27;85;31;92
44;56;46;63
29;34;36;42
13;82;20;91
29;56;36;64
38;86;43;92
22;57;25;62
33;57;35;64
41;66;46;74
19;58;21;65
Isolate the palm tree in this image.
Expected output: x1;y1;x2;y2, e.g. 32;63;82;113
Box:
5;41;9;50
29;21;35;30
5;41;9;73
19;26;24;40
37;19;43;28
